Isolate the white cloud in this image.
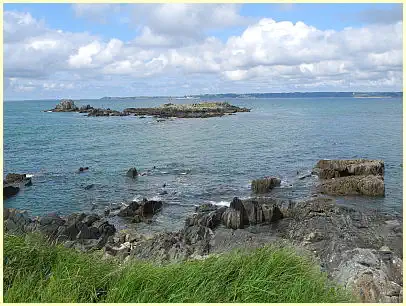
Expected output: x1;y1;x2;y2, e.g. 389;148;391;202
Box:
3;8;403;99
72;4;121;23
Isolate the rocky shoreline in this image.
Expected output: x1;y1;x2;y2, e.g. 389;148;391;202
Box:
3;159;403;303
44;99;250;118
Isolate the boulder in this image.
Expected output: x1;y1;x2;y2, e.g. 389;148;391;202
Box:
318;175;385;196
251;177;281;193
138;199;163;217
314;159;384;179
126;167;138;178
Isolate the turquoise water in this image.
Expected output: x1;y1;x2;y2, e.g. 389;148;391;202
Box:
4;97;403;231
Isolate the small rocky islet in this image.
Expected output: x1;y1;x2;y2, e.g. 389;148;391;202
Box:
45;99;251;118
3;159;402;303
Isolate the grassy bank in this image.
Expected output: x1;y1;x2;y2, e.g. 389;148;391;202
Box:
3;233;354;303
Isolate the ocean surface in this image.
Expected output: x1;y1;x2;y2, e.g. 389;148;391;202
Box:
4;97;403;232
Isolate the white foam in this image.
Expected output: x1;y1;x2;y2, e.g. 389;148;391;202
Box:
209;200;229;207
25;174;34;178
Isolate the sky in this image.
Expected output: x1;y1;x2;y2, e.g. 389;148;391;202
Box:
4;3;403;100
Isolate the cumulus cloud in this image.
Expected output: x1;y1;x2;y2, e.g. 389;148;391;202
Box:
3;7;403;99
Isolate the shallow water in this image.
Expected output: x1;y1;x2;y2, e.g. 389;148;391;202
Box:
4;97;403;232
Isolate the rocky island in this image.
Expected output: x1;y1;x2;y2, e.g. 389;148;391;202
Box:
45;100;250;118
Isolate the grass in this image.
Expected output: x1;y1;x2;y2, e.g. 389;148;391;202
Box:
3;233;355;303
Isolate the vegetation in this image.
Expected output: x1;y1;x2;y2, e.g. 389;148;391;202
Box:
3;233;354;303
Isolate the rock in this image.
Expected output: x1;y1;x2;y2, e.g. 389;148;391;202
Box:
138;199;163;217
117;201;141;217
76;224;100;240
3;185;19;199
185;204;226;229
83;214;100;226
222;208;244;230
251;177;281;193
126;167;138;178
318;175;385;196
5;173;27;183
334;248;403;303
78;167;89;173
314;159;384;179
84;184;94;190
4;173;32;199
51;99;79;112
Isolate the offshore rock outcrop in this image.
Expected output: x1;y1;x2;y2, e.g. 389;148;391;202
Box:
3;173;32;199
46;101;249;118
123;102;250;118
48;99;79;112
251;177;281;193
314;159;385;196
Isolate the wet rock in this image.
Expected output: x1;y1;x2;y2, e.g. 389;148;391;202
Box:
4;173;32;199
314;159;384;179
5;173;28;183
126;167;138;178
3;185;20;199
318;175;385;196
251;177;281;193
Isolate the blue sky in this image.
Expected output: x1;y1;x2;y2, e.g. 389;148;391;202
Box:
4;3;403;99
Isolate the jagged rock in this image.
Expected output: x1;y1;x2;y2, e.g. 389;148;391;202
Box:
318;175;385;196
126;167;138;178
314;159;384;179
4;173;32;199
222;208;244;230
334;248;403;303
251;177;281;193
50;99;79;112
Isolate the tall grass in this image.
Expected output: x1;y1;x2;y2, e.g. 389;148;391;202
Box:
3;233;354;303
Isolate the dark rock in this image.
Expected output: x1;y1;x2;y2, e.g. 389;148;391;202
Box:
84;184;95;190
3;185;19;199
78;167;89;173
251;177;281;193
5;173;27;183
126;167;138;178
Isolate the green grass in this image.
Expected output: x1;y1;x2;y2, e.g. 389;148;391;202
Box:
3;233;354;303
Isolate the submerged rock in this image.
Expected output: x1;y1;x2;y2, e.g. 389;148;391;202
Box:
251;177;281;193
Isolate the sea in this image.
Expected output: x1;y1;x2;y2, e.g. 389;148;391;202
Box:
4;97;403;233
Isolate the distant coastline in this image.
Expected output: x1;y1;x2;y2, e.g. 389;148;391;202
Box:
99;92;403;100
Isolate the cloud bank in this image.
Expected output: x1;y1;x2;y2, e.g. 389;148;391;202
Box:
4;4;403;99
